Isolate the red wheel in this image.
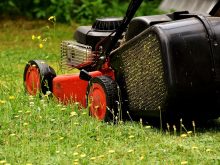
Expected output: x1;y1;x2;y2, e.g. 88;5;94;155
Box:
25;64;41;95
87;76;120;122
24;60;56;95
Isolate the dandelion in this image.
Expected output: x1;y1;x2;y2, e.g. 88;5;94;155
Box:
108;150;115;154
192;146;198;149
29;95;34;101
128;135;135;139
181;161;188;165
9;96;15;100
37;36;41;40
50;119;55;122
10;133;16;137
187;131;192;134
70;111;77;117
57;104;62;107
48;16;56;22
127;149;134;153
206;149;211;152
73;152;79;156
23;123;28;126
80;154;86;158
42;38;47;42
140;155;144;160
61;107;66;111
76;144;82;148
29;102;34;107
39;43;43;49
0;160;7;164
59;137;64;140
32;35;35;40
180;134;187;138
0;100;6;104
98;155;105;158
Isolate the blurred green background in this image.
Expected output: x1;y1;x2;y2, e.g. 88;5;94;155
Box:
0;0;162;24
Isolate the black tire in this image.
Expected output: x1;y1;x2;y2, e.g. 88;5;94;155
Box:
24;60;56;95
86;76;120;122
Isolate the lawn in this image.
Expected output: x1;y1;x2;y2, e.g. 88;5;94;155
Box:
0;19;220;165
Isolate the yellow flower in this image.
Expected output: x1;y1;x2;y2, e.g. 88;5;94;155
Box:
181;161;188;165
180;134;187;138
98;155;105;158
23;123;28;126
128;135;135;139
127;149;134;153
90;157;96;160
206;149;211;152
76;144;82;148
37;36;41;40
73;152;78;156
192;146;198;149
140;156;144;160
59;137;64;140
80;154;86;158
32;35;35;40
70;111;77;117
39;43;43;49
108;150;115;154
10;133;16;137
48;16;56;21
187;131;192;134
9;96;15;100
0;160;7;164
0;100;6;104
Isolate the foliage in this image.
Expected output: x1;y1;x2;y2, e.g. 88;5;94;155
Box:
0;0;162;23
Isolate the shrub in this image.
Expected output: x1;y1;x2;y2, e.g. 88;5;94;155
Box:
0;0;162;23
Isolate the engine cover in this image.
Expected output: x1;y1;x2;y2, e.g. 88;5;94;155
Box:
74;17;123;50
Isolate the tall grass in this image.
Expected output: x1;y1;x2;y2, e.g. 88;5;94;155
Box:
0;19;220;164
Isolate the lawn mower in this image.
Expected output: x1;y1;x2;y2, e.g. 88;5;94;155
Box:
24;0;220;123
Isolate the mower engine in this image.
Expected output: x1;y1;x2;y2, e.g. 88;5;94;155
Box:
60;17;123;70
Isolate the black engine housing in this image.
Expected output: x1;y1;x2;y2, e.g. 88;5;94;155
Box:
74;17;123;50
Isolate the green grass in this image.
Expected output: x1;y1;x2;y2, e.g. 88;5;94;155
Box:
0;19;220;165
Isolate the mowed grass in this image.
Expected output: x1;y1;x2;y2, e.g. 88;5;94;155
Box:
0;19;220;165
